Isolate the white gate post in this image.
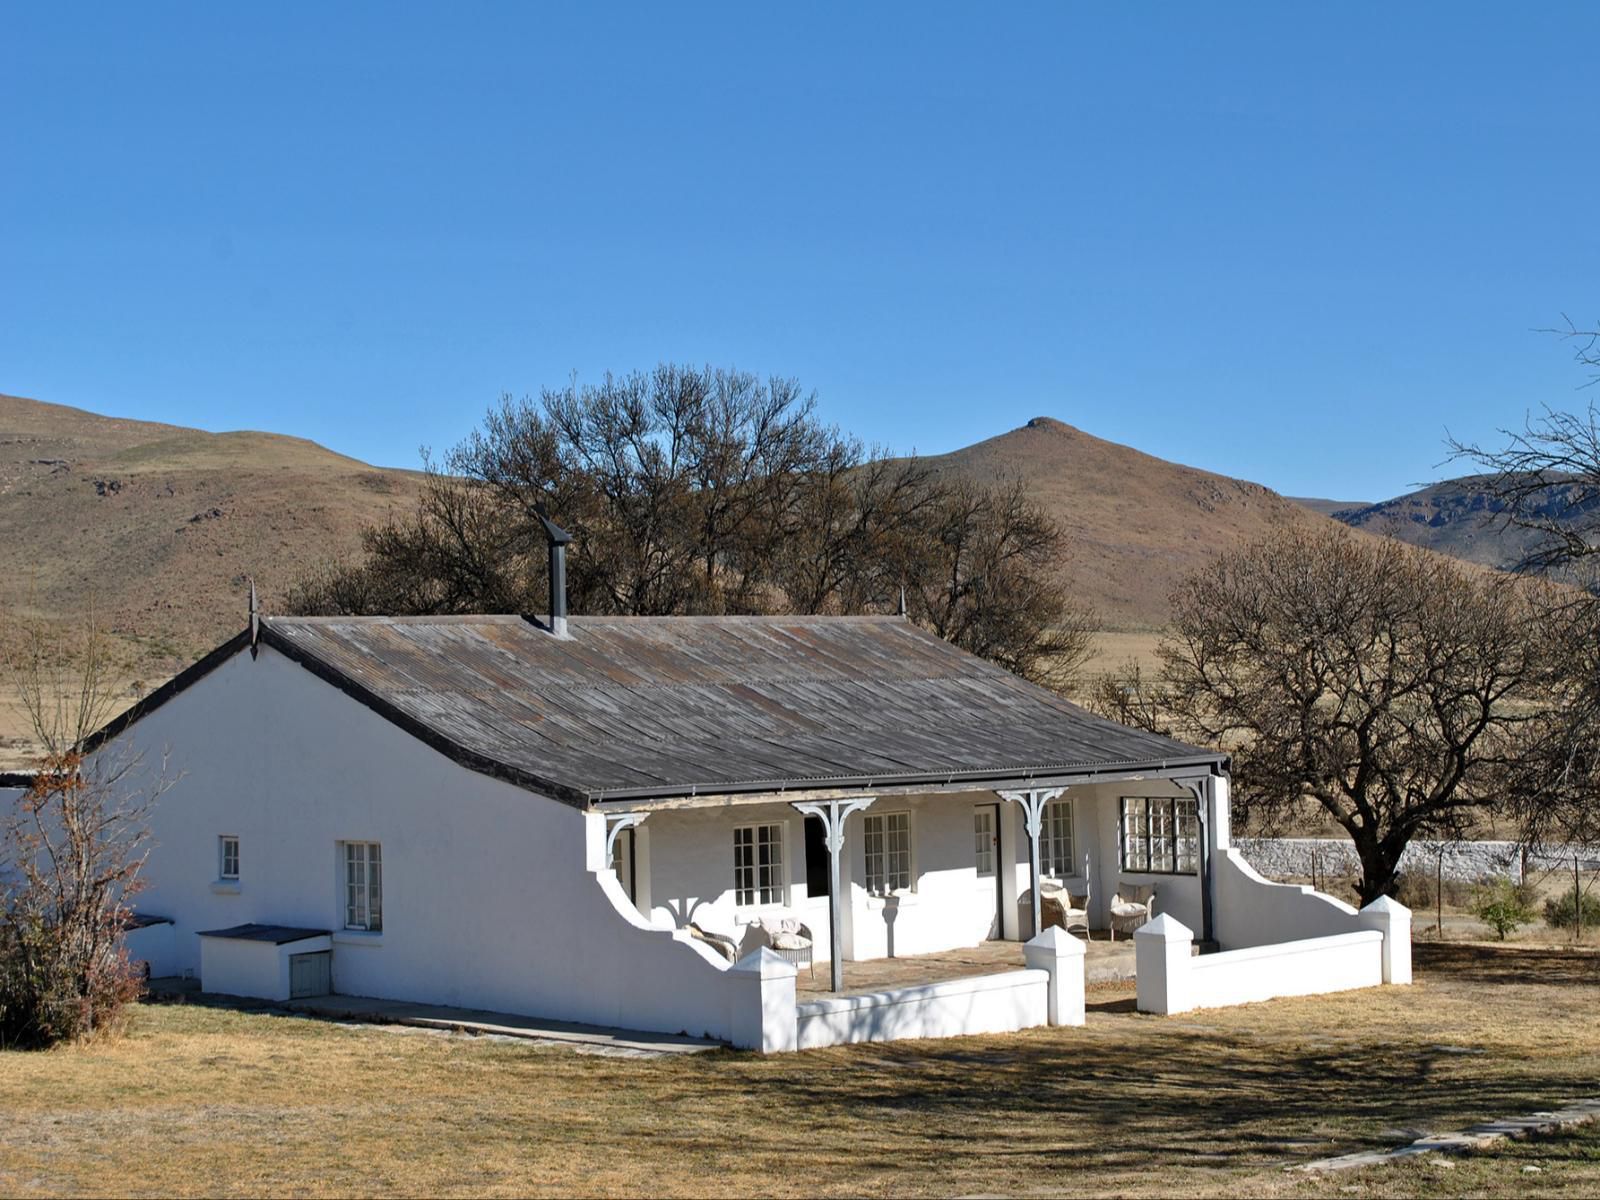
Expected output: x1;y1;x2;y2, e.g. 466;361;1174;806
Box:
1023;925;1086;1026
1134;913;1195;1015
1357;895;1412;985
728;947;798;1053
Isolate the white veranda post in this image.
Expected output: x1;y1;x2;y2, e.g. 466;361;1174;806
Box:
998;788;1066;938
791;796;875;993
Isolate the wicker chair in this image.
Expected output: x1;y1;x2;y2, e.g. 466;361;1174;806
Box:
1108;883;1157;941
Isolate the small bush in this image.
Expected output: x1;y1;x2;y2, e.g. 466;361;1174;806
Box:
1544;887;1600;934
1471;880;1538;940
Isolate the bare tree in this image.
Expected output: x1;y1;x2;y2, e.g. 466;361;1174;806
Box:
1447;318;1600;573
1;617;172;1047
1100;526;1541;903
289;363;1097;691
1443;317;1600;930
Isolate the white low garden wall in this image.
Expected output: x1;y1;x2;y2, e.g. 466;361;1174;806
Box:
796;970;1048;1049
1137;850;1412;1016
1135;916;1385;1014
741;926;1087;1052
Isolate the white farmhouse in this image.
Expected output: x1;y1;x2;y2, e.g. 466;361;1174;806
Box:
16;536;1409;1052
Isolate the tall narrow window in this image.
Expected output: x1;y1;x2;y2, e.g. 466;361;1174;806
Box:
218;835;239;881
1121;797;1199;874
863;811;912;895
733;823;785;907
343;841;383;931
973;808;996;877
610;828;636;903
1039;799;1076;879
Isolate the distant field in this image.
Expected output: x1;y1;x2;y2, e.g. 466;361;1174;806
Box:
0;942;1595;1197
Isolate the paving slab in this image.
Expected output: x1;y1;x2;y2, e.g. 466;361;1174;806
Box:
1298;1096;1600;1172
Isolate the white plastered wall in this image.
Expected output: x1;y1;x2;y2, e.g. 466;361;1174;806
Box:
99;644;753;1043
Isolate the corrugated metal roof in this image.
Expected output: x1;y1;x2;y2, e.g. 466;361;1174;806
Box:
258;614;1222;806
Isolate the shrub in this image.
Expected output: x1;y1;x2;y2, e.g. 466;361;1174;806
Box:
1471;880;1538;941
0;757;153;1048
1544;887;1600;934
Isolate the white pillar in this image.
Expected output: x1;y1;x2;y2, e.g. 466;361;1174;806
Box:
791;796;874;993
1134;913;1195;1015
727;947;798;1053
1357;895;1412;985
1023;925;1086;1026
999;788;1065;940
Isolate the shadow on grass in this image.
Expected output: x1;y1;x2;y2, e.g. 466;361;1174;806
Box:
1414;941;1599;987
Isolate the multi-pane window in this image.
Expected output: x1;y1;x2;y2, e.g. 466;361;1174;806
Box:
218;835;239;881
1121;797;1199;874
1039;799;1076;879
973;808;996;877
343;842;383;931
734;823;785;907
863;812;912;895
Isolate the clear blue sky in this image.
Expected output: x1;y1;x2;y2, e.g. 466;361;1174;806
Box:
3;4;1596;501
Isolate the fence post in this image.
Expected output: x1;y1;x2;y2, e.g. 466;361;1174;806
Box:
1024;925;1086;1026
1356;895;1412;985
728;947;798;1053
1135;914;1195;1015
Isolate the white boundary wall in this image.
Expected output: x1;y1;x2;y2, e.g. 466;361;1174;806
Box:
786;927;1085;1050
1137;848;1412;1015
1136;916;1385;1014
796;971;1047;1048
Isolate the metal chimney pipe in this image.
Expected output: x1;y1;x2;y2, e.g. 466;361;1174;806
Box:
536;510;573;638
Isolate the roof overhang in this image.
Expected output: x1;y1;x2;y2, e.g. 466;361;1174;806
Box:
588;757;1229;812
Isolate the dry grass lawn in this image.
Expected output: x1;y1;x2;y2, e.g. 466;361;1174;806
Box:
0;943;1596;1197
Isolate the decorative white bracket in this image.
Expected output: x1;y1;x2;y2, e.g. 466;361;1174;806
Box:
603;811;648;865
792;796;875;993
999;788;1066;939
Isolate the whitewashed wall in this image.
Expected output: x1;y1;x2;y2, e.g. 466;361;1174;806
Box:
102;644;762;1045
641;780;1216;962
796;970;1049;1048
1135;915;1386;1015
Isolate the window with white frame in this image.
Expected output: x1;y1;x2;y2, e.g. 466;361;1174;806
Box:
218;835;239;881
1121;796;1199;874
343;841;383;931
1039;798;1076;879
973;807;996;877
733;823;785;907
863;811;912;895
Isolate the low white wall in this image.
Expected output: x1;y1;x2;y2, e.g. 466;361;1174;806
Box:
199;933;332;1002
1213;848;1364;949
123;921;178;979
795;970;1049;1049
1136;917;1383;1015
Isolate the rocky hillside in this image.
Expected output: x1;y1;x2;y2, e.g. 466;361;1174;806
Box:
0;393;423;765
1298;475;1599;572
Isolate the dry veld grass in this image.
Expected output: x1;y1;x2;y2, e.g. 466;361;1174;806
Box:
0;943;1596;1198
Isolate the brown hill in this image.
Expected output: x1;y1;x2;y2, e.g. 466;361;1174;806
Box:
918;416;1347;630
0;392;423;765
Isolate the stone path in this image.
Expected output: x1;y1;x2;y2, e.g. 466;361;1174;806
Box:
1298;1097;1600;1172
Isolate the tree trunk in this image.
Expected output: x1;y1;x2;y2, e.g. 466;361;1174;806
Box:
1352;830;1404;907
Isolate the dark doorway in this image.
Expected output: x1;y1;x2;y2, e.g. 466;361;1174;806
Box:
804;816;831;898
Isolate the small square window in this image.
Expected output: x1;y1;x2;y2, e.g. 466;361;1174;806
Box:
218;835;239;881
